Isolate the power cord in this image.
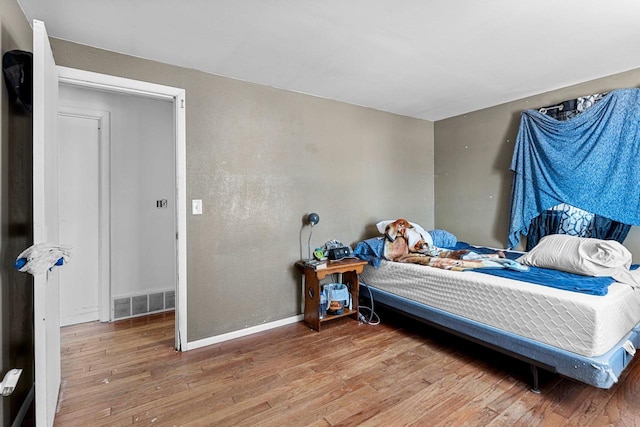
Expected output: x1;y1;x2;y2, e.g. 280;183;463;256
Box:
358;281;380;325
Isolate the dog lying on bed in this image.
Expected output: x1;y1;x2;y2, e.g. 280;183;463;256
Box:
383;218;467;260
383;219;508;271
383;219;426;257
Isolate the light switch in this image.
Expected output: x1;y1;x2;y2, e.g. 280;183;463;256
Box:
192;199;203;215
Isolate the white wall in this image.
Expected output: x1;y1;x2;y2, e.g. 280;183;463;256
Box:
58;84;176;299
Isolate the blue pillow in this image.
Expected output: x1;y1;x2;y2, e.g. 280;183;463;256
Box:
428;229;457;248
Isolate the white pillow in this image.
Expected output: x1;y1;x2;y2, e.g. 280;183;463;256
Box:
517;234;639;286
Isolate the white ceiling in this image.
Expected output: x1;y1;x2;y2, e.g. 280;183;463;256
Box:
17;0;640;121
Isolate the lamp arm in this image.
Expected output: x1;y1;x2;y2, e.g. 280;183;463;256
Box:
307;226;314;261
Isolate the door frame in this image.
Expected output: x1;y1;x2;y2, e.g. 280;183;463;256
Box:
57;66;188;351
58;106;111;323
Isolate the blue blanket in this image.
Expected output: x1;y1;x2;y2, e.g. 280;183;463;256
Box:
354;239;634;296
353;237;386;268
452;243;630;296
508;88;640;249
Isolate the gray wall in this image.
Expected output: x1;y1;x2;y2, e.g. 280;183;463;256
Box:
0;0;35;424
49;39;435;341
435;68;640;259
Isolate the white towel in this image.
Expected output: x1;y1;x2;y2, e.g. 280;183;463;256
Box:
16;242;73;276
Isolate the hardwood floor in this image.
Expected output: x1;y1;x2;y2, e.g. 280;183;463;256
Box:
55;309;640;426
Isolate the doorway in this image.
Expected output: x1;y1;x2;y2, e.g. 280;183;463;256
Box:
32;21;187;426
58;85;178;327
57;66;187;351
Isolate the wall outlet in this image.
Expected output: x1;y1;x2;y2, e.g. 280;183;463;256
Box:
192;199;203;215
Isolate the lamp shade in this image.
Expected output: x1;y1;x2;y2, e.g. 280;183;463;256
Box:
307;212;320;226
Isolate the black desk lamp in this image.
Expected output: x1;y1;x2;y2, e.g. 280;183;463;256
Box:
307;213;320;261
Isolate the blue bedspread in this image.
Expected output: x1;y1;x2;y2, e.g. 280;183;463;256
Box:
354;239;636;296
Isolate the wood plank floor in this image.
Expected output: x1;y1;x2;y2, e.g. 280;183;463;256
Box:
55;309;640;426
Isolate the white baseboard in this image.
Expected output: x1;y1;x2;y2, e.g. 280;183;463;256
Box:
185;314;304;351
60;309;100;327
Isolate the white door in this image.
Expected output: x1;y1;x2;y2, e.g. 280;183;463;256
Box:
33;19;61;427
58;113;101;326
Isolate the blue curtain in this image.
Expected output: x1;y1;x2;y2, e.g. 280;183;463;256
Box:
509;88;640;249
592;216;631;242
526;206;631;251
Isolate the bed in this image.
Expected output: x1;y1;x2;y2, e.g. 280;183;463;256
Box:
354;231;640;391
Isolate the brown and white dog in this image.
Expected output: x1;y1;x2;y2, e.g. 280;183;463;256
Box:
381;218;506;270
383;218;431;261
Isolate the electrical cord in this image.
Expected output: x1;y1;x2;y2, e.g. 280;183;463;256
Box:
358;281;380;325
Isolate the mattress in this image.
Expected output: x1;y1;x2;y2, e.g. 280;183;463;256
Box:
360;260;640;357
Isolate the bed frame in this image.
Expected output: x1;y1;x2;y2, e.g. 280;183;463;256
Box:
361;284;640;391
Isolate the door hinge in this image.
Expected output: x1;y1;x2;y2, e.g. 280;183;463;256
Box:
180;99;185;109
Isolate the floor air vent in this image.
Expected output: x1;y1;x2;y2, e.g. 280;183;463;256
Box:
113;290;175;320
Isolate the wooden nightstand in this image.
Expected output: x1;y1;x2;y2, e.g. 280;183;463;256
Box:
295;258;368;331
